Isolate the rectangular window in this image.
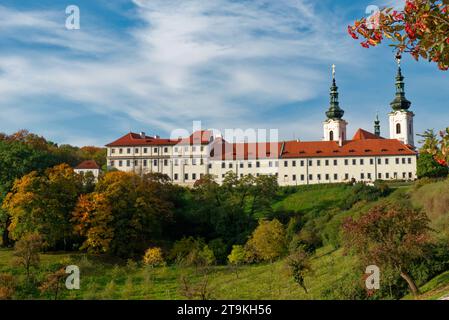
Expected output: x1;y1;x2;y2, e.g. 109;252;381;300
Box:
317;160;321;166
174;147;178;153
208;163;212;169
269;161;273;167
396;158;400;164
360;159;364;165
402;172;406;179
164;159;168;166
240;163;244;168
385;158;389;165
164;147;168;153
284;161;288;167
344;159;349;166
402;158;406;164
229;163;233;169
317;174;321;181
292;174;296;181
221;162;225;169
408;172;412;179
334;174;338;180
292;161;296;167
134;160;138;166
143;160;147;167
200;158;204;165
334;159;338;166
174;159;179;166
352;159;356;165
300;160;305;167
127;148;131;154
300;174;305;181
184;146;189;152
192;159;197;165
119;160;123;167
309;174;313;181
386;173;390;179
174;174;178;180
248;162;252;168
111;149;115;154
256;161;260;168
345;173;349;180
153;159;158;166
408;157;412;164
126;160;130;167
308;160;313;166
378;173;382;179
192;146;196;152
361;173;365;179
110;160;115;166
143;148;148;153
368;173;372;180
370;159;374;165
184;174;188;180
325;174;329;180
192;173;197;180
119;148;123;154
378;158;381;165
325;160;329;166
135;148;139;154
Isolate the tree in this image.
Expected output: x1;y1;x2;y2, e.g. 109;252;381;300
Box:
0;273;16;300
143;247;165;267
227;245;247;279
343;201;432;296
71;193;114;253
418;129;439;155
286;249;312;294
348;0;449;70
74;171;175;258
3;164;83;248
13;233;43;281
245;219;287;262
417;153;449;178
39;268;66;300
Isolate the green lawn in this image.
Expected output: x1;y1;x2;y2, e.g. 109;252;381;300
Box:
0;246;358;300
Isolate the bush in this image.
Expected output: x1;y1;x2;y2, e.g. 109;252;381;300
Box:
208;239;228;264
0;273;16;300
227;245;247;265
143;247;165;267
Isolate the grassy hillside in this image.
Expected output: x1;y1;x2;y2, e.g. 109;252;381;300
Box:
0;246;357;300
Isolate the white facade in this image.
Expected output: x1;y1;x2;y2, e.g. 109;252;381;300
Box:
323;119;347;146
389;110;415;147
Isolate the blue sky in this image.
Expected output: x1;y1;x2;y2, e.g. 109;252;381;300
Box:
0;0;447;147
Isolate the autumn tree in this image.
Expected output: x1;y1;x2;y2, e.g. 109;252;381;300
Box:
227;245;247;278
13;233;43;281
0;273;16;300
286;248;312;294
246;219;287;262
348;0;449;70
143;247;165;267
343;200;432;296
73;171;175;258
39;268;67;300
3;164;83;248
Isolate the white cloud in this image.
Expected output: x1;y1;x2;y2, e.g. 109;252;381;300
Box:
0;0;364;146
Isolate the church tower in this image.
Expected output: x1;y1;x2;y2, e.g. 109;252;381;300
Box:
323;64;347;146
389;55;415;147
374;114;381;137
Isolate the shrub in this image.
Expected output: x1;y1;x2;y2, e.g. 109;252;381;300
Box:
143;247;165;267
208;238;228;264
285;249;312;293
227;245;247;265
13;233;43;281
0;273;16;300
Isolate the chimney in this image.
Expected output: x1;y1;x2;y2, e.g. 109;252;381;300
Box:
140;132;146;139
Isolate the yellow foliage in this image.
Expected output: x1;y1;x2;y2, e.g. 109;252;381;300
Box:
143;247;165;267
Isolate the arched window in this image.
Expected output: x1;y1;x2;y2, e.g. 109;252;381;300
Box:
396;123;401;134
329;131;334;141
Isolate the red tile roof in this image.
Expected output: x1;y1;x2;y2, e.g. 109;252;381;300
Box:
106;132;180;147
75;160;100;170
210;141;281;160
352;128;383;140
281;129;416;158
178;130;214;145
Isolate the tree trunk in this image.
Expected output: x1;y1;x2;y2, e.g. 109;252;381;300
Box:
1;216;12;247
400;271;420;296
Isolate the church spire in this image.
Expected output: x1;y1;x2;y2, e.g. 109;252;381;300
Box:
390;54;411;111
326;64;345;120
374;113;381;136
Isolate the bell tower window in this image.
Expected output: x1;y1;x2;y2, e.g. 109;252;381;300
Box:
396;123;401;134
329;131;334;141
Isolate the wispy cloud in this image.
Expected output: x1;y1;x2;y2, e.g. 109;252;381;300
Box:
0;1;367;146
